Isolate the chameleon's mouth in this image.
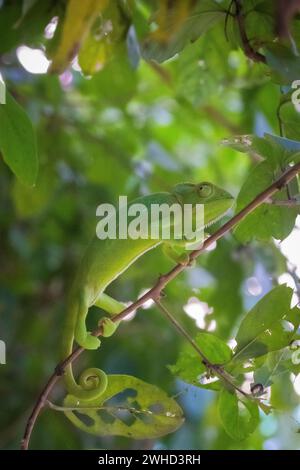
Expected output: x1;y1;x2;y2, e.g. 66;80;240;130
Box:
203;194;234;228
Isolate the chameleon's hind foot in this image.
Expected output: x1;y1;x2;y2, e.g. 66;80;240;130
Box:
100;317;120;337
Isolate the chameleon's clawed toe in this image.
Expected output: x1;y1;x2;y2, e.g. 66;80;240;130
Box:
75;331;101;350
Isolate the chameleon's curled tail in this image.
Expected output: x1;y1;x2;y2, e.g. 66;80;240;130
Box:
62;299;108;401
64;364;108;401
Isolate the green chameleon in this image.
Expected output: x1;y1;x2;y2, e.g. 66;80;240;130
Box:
62;182;234;401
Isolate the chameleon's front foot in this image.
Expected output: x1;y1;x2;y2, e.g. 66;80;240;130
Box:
100;317;120;337
75;327;101;350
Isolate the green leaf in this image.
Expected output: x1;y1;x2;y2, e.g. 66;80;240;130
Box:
222;133;300;168
279;98;300;141
12;167;55;217
0;92;38;186
0;0;55;54
222;134;274;159
171;26;231;107
80;46;137;106
169;332;232;389
266;44;300;83
63;375;184;439
218;389;259;441
266;134;300;154
49;0;109;74
252;335;300;386
78;1;128;75
233;286;295;362
233;160;299;242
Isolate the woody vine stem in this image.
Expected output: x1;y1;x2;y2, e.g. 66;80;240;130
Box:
21;161;300;450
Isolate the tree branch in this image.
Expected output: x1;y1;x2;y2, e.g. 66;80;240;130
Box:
234;0;266;64
276;0;300;38
155;299;249;398
21;161;300;450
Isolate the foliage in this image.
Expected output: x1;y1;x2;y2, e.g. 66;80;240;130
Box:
63;375;184;439
1;0;300;450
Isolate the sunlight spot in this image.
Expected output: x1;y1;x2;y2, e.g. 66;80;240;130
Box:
207;319;217;331
293;404;300;421
228;51;241;69
59;70;73;89
72;56;82;72
17;46;50;74
0;72;5;104
120;300;136;322
244;360;254;369
259;414;278;437
281;320;294;332
291;373;300;396
122;309;136;322
278;272;296;289
245;276;263;296
278;272;299;307
205;240;217;252
139;289;154;310
227;338;237;349
198;374;218;385
275;222;300;277
291;293;299;307
44;16;58;39
290;339;300;350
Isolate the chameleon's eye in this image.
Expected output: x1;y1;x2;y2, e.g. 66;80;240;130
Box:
198;184;212;197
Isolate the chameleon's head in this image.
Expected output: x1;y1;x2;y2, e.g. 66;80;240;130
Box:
172;182;234;226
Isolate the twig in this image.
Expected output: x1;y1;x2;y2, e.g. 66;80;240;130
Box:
277;100;285;137
154;299;210;363
47;400;168;418
224;0;235;42
276;0;300;38
155;299;249;397
234;0;266;63
21;161;300;450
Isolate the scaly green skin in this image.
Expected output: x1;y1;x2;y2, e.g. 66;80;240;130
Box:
62;182;234;400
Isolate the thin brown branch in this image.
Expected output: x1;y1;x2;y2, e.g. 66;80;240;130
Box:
234;0;266;64
21;161;300;450
154;299;209;363
276;0;300;38
155;299;249;398
147;60;173;86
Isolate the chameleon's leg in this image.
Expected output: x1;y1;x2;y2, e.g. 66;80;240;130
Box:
94;292;127;315
74;289;101;350
94;292;126;337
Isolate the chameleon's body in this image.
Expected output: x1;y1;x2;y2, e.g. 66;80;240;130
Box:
62;183;234;401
